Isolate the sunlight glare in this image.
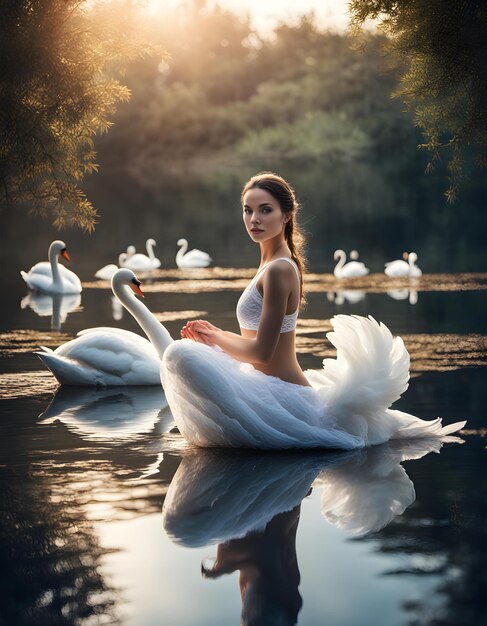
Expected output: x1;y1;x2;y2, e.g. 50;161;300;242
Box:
143;0;351;33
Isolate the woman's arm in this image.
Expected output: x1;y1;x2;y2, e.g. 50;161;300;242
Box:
182;263;294;365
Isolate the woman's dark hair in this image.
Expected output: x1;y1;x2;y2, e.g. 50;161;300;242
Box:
242;172;307;302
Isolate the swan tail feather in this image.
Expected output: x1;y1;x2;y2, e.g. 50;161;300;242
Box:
387;409;466;438
36;351;105;386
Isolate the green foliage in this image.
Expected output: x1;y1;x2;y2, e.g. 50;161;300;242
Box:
235;111;370;162
99;7;416;182
349;0;487;200
0;0;159;229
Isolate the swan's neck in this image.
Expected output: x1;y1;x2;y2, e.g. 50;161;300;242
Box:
114;284;173;359
334;251;346;271
177;240;188;261
119;253;127;266
146;241;155;260
49;245;61;285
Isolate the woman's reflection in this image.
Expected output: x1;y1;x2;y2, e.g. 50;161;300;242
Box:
202;505;302;626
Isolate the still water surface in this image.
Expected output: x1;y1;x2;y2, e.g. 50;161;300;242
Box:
1;167;487;625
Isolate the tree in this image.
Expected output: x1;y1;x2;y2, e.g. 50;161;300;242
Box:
349;0;487;200
0;0;159;229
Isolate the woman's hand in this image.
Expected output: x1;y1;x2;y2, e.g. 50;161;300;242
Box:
181;319;221;345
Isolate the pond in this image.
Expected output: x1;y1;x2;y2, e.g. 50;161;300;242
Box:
1;165;487;625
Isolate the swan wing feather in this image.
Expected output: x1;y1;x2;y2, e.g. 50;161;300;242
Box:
95;264;118;280
23;261;53;277
339;262;369;278
384;260;409;277
123;254;159;271
186;248;211;261
76;327;148;340
21;271;54;292
177;249;212;268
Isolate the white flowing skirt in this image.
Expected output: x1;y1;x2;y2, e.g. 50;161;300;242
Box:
160;315;465;450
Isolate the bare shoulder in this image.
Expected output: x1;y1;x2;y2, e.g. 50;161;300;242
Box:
262;260;297;290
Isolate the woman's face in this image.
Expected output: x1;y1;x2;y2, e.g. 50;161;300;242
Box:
242;187;288;243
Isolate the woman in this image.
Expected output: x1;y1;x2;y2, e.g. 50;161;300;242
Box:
160;173;464;449
181;172;308;386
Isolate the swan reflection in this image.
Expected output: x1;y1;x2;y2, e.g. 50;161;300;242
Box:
327;290;366;305
316;438;435;535
21;292;82;331
387;289;418;305
163;438;461;625
111;295;124;321
39;385;173;442
164;439;457;546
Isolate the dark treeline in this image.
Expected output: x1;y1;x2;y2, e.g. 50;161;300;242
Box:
97;2;419;182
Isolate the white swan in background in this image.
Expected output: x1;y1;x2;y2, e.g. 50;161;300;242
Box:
333;249;369;279
20;240;82;294
384;252;422;277
36;268;172;386
94;253;128;280
38;385;173;442
123;239;161;272
21;292;82;331
176;238;212;268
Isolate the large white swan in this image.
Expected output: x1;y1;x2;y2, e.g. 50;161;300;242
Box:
176;238;212;269
333;249;369;279
21;240;82;294
123;239;161;272
159;315;465;450
36;269;172;386
384;252;422;277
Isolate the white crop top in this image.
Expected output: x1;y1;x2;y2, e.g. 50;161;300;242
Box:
236;258;300;333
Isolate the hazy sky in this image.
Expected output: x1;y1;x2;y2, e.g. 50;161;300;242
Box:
215;0;351;32
151;0;352;33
